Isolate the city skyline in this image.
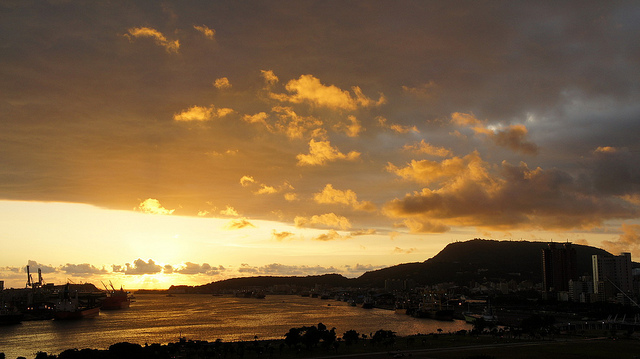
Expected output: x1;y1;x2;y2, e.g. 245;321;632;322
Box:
1;1;640;289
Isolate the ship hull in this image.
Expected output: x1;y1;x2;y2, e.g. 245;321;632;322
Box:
0;313;23;325
54;306;100;320
101;297;131;310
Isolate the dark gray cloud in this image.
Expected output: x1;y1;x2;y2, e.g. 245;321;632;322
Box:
60;263;108;276
237;263;339;276
113;258;163;275
25;260;56;274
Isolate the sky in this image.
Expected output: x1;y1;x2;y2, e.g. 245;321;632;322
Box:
1;1;640;289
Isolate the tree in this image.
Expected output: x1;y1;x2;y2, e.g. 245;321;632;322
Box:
284;328;301;348
342;330;360;346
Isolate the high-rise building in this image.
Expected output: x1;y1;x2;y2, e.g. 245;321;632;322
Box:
542;242;577;292
592;253;633;302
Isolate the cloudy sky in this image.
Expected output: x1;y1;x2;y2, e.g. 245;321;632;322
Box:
1;1;639;289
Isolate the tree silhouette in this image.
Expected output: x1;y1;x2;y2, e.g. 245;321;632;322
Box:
342;330;360;346
284;327;301;348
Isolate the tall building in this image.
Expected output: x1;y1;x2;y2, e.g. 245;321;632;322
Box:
542;242;577;293
592;253;633;302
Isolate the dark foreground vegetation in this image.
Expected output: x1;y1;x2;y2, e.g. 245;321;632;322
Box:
3;321;639;359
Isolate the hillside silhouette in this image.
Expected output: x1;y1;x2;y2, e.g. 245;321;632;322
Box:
174;239;618;292
355;239;613;287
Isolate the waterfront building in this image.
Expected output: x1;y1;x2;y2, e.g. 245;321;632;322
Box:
542;242;577;293
592;253;633;302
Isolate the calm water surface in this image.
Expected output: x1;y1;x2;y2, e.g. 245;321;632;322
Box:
0;294;471;358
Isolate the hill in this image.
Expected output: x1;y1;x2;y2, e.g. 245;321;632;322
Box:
188;273;354;293
163;239;621;292
355;239;614;287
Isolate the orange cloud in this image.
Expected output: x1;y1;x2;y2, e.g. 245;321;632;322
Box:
312;229;348;241
270;74;384;110
174;105;233;121
313;184;376;211
450;112;482;126
271;106;324;139
334;115;363;137
261;69;279;87
225;218;255;230
387;151;488;185
213;77;231;89
193;24;215;40
220;206;239;216
403;140;452;157
296;140;360;166
125;27;180;53
294;213;351;230
239;176;293;195
136;198;175;215
593;146;618;154
602;223;640;257
272;230;295;241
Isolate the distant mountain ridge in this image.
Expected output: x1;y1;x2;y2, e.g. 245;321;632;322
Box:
176;239;624;292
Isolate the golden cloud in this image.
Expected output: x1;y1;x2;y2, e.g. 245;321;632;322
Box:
312;229;348;241
594;146;618;154
270;74;384;111
387;151;489;185
350;229;377;236
403;140;452;157
213;77;231;89
125;27;180;53
271;106;324;140
240;176;293;195
602;223;640;257
378;117;419;134
225;218;255;230
272;230;295;241
334;115;363;137
174;105;233;121
243;112;269;126
313;184;376;211
240;175;255;186
193;24;215;40
294;213;352;230
135;198;175;215
450;112;482;126
296;140;360;166
220;206;239;216
261;69;279;87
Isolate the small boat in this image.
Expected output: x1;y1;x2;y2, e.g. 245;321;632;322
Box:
54;284;100;320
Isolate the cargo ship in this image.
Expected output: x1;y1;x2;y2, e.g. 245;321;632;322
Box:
54;284;100;320
100;282;131;310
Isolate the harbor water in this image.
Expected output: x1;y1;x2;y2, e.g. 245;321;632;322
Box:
0;294;471;358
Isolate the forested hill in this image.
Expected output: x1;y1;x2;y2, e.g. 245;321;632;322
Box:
355;239;614;287
173;239;619;292
194;273;354;292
